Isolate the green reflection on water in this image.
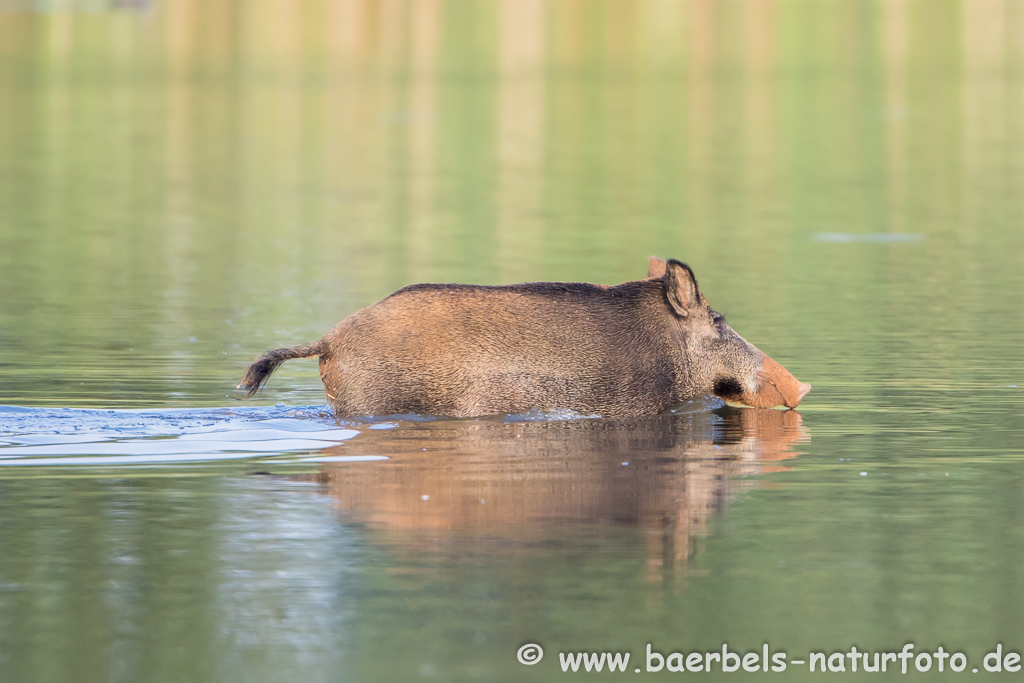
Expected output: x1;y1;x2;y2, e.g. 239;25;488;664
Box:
3;1;1024;681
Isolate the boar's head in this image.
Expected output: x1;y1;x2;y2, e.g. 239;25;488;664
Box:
654;257;810;410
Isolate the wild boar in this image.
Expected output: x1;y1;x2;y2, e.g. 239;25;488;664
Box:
239;257;810;417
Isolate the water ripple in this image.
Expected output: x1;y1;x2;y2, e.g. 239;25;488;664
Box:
0;405;366;466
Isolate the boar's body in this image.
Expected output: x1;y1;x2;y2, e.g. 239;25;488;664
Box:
321;280;681;417
240;259;810;417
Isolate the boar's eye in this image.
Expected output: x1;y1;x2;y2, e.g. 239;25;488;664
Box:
711;314;726;333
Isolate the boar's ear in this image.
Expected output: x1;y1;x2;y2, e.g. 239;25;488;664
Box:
664;259;705;318
647;256;667;278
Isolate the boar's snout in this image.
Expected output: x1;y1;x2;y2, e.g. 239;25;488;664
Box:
740;355;811;410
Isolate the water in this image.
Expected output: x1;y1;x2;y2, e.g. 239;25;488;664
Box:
3;1;1024;681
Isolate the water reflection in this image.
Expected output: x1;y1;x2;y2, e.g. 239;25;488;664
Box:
315;406;807;572
0;474;360;683
0;406;806;682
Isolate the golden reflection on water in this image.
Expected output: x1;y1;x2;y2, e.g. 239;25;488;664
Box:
310;407;807;576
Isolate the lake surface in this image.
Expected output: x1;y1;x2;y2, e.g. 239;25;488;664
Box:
3;1;1024;681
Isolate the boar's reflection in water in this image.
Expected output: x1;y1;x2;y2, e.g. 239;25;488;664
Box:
239;257;810;416
304;407;807;572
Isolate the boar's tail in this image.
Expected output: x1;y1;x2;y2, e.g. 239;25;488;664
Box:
238;341;326;397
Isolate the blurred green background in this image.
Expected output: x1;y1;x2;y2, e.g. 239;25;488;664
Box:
3;0;1022;408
